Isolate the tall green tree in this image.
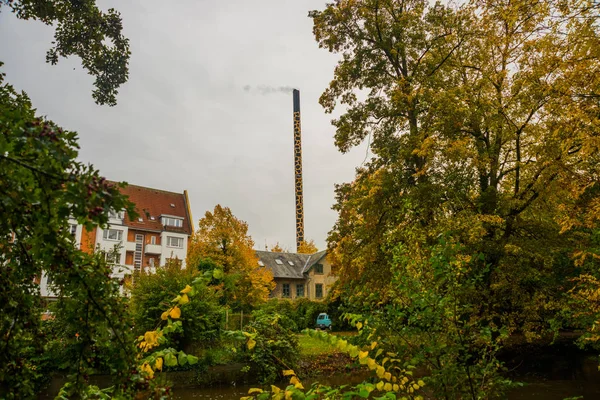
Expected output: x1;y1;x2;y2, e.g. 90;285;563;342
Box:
315;0;600;330
0;70;138;397
1;1;132;397
312;1;600;396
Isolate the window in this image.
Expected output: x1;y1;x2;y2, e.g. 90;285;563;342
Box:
167;236;183;248
69;224;77;237
275;259;283;265
104;251;121;264
314;263;324;274
103;229;123;241
282;283;290;298
315;284;323;298
288;260;294;266
149;258;155;267
162;216;183;228
258;260;264;267
150;236;157;245
296;284;304;297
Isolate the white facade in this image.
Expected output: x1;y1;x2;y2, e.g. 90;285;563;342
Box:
160;231;188;268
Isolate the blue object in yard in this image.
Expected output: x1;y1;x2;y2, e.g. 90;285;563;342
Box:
316;313;332;330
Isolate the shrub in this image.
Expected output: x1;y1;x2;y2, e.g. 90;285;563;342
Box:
128;262;224;348
242;311;299;383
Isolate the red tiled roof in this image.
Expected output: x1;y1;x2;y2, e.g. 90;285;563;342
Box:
114;182;193;235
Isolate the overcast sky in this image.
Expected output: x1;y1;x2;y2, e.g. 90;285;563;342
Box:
0;1;367;251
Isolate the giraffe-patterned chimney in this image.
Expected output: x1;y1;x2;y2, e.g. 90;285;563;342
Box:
292;89;304;251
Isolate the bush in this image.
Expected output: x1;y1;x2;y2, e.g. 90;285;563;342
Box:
128;262;224;348
243;311;299;383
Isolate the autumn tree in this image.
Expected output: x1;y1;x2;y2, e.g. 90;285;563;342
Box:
187;205;275;310
312;0;600;397
297;239;318;254
270;242;287;252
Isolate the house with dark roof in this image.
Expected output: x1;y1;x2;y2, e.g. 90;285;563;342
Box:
40;182;193;298
255;249;336;301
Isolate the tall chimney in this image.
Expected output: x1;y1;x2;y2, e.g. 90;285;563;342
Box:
292;89;305;250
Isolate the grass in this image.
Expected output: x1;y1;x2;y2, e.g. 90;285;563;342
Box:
297;333;338;357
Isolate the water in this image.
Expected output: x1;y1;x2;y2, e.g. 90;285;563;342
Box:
174;351;600;400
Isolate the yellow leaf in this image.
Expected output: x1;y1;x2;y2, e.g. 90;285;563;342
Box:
271;385;281;394
170;306;181;319
141;362;154;378
367;358;377;370
376;381;384;391
181;285;192;294
154;357;163;371
371;341;377;350
179;294;189;305
247;338;256;350
358;351;369;360
285;390;293;400
240;397;252;400
248;388;263;394
417;380;425;387
161;310;169;320
384;372;392;381
356;322;363;330
384;383;392;391
144;331;159;347
290;376;301;386
413;383;420;390
393;384;399;391
376;365;385;378
282;369;296;376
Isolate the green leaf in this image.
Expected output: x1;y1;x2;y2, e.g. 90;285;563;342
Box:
187;355;199;365
164;353;177;367
178;351;188;366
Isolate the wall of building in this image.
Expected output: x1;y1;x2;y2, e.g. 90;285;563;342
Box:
306;257;336;301
160;231;188;268
271;279;307;300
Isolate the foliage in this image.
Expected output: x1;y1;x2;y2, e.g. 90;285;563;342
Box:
187;204;275;310
1;0;130;105
313;0;600;348
0;68;142;398
128;259;224;348
240;311;299;383
257;298;330;332
383;239;512;399
243;331;425;400
297;239;318;254
270;242;287;252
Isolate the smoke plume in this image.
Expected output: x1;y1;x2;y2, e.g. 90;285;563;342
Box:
244;84;295;95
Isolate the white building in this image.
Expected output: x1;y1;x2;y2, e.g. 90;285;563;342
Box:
40;183;194;298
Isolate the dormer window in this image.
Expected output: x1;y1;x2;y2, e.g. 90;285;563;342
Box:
108;210;124;219
275;259;284;265
162;216;183;228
